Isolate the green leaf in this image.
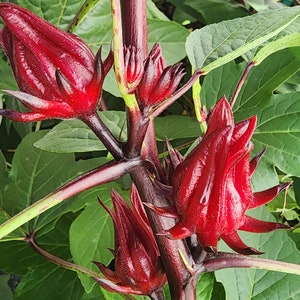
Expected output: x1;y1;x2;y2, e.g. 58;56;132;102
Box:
216;206;300;300
67;0;103;33
0;213;73;277
292;177;300;207
155;115;201;141
0;209;25;241
0;274;13;300
2;131;75;217
186;6;300;73
0;52;17;91
17;0;84;30
233;49;300;113
34;111;126;153
241;15;300;62
211;280;226;300
4;96;33;138
0;240;41;275
34;120;105;153
170;0;248;25
148;19;189;64
244;0;284;11
146;0;169;20
71;0;112;53
80;285;104;300
201;49;300;114
0;151;9;206
229;52;300;187
196;273;215;300
252;92;300;177
100;288;145;300
0;128;116;244
15;263;83;300
277;71;300;94
253;33;300;65
0;95;2;125
250;158;279;193
281;16;300;37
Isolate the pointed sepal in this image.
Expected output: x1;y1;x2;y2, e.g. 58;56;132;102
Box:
240;215;290;233
222;231;263;255
250;182;291;209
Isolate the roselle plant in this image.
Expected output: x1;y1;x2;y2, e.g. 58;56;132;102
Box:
0;0;300;299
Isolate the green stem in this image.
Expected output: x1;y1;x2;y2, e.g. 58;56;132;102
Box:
192;71;202;121
0;159;141;240
35;121;42;132
111;0;125;93
67;0;99;33
192;73;207;134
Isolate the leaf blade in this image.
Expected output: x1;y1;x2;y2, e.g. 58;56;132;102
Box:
34;111;127;153
253;33;300;65
186;7;300;73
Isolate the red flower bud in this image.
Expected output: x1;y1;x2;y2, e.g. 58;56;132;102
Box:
0;3;113;122
124;45;144;93
154;97;290;255
136;43;185;107
95;185;166;296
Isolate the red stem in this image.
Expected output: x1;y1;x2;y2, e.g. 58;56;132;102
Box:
130;165;195;300
48;159;142;206
81;113;124;160
120;0;148;60
117;1;198;298
201;252;300;275
123;107;150;158
143;119;166;180
230;62;255;108
24;232;145;296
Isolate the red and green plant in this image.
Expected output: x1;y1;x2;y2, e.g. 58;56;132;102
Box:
0;0;300;299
